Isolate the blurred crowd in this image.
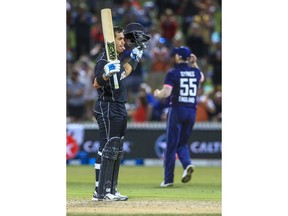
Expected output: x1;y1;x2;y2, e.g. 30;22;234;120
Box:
66;0;222;123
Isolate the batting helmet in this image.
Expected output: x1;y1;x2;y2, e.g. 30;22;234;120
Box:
124;22;150;49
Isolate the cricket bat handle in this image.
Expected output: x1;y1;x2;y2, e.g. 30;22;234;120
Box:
113;74;119;89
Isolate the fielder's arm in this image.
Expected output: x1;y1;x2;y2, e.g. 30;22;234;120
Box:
154;85;173;99
190;53;205;83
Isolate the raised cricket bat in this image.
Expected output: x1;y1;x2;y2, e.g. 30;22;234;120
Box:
101;8;119;89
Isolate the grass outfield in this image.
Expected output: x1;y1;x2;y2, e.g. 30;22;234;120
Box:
67;165;222;215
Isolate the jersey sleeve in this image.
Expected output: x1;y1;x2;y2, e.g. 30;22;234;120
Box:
94;59;106;77
164;70;175;88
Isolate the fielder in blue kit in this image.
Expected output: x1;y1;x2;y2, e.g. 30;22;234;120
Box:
154;46;204;187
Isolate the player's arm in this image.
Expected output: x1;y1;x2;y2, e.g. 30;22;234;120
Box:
93;74;108;89
190;53;205;83
200;72;205;83
93;60;121;89
154;85;173;99
123;62;133;77
124;46;143;77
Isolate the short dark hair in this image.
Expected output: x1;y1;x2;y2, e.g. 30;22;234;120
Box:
113;26;124;37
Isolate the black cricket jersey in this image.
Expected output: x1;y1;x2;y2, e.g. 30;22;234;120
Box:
94;50;128;103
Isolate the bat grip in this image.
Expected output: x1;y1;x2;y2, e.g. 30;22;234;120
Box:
113;74;119;89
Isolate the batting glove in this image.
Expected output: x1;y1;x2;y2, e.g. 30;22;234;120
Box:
130;46;143;62
104;60;121;78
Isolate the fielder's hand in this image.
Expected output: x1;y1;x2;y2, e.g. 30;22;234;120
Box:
130;46;143;62
104;60;121;78
190;54;197;64
154;89;161;98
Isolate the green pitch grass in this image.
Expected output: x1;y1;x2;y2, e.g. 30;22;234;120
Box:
67;165;221;215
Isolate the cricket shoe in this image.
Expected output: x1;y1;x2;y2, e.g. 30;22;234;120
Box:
160;181;174;187
104;193;122;201
92;191;121;201
181;164;194;183
91;191;99;201
92;191;128;201
115;192;128;201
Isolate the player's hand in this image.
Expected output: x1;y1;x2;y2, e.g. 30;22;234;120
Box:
190;53;199;68
130;46;143;62
154;89;160;98
190;54;197;64
104;60;121;78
